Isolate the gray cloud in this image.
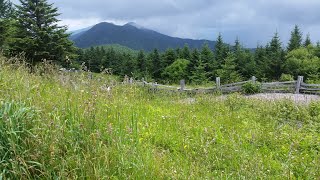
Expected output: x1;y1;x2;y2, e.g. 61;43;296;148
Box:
12;0;320;47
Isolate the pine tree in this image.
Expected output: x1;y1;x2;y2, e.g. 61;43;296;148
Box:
217;52;242;83
287;25;302;51
181;44;191;60
136;50;148;78
187;49;200;78
8;0;75;65
162;48;176;68
0;0;13;48
214;33;229;68
150;48;162;79
233;37;241;52
254;45;269;79
304;33;312;47
191;58;207;85
200;42;215;79
266;32;285;79
233;38;256;78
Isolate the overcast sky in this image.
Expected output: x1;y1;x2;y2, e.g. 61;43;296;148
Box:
12;0;320;48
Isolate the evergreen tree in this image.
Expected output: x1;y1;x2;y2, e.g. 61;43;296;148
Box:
0;0;13;48
122;53;135;76
8;0;75;65
254;45;269;79
287;25;302;51
233;37;241;52
187;49;200;79
266;32;285;79
214;33;229;68
233;38;256;78
181;44;191;60
162;48;176;69
217;52;242;83
304;33;312;47
136;50;149;78
200;42;215;79
150;48;162;79
191;58;207;85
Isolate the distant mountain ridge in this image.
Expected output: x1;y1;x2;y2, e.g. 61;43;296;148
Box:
71;22;217;51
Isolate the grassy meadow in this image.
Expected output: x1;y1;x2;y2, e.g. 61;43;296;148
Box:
0;55;320;179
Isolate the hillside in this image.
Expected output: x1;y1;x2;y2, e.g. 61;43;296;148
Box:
90;44;139;55
1;54;320;179
71;22;217;51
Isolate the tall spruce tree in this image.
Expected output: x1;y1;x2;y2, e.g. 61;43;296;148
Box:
150;48;162;79
287;25;302;51
214;33;229;69
187;49;200;78
254;45;269;79
200;43;215;79
304;33;312;47
162;48;176;68
191;58;207;85
233;38;256;78
8;0;75;65
217;52;242;83
266;32;285;79
136;50;149;78
181;44;191;60
0;0;13;48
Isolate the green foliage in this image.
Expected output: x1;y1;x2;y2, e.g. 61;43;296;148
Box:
190;58;208;85
217;52;242;84
280;73;294;81
266;32;285;79
150;48;162;79
0;101;41;178
8;0;76;65
0;55;320;178
304;34;312;47
200;43;215;79
181;44;191;60
233;38;256;78
284;47;320;80
162;59;189;83
241;82;261;94
215;33;229;68
287;25;303;51
0;0;14;48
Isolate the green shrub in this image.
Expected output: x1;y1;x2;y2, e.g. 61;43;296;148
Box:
280;73;294;81
241;82;261;94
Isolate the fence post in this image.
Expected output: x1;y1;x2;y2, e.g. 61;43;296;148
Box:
153;82;158;91
295;76;303;94
180;79;185;91
251;76;256;83
216;77;221;90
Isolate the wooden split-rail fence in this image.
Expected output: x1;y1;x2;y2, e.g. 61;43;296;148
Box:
126;76;320;95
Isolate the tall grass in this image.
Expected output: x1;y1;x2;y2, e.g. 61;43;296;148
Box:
0;54;320;179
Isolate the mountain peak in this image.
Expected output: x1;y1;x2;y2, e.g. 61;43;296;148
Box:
71;21;216;51
124;22;145;29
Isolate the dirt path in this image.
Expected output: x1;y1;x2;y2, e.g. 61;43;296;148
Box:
247;93;320;104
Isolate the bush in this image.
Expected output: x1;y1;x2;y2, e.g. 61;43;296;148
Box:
241;82;261;94
280;73;294;82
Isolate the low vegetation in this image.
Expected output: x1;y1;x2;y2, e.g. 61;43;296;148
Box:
1;55;320;179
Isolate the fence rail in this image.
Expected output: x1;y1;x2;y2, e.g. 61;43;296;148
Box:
128;76;320;95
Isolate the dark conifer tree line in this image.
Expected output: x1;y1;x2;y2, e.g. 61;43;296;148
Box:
1;0;320;84
76;27;320;84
